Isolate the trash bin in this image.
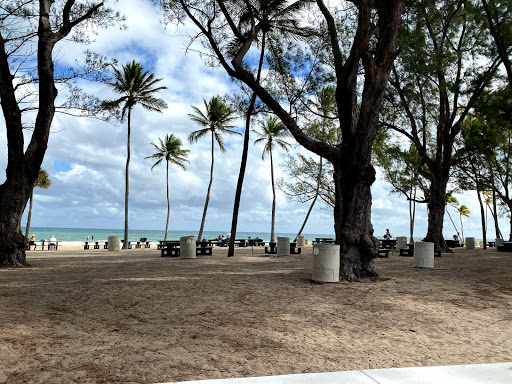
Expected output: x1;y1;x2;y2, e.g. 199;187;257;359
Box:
312;244;340;283
466;237;475;250
180;236;196;259
277;237;290;256
414;241;434;269
496;238;504;247
108;236;120;251
297;235;305;247
396;236;407;250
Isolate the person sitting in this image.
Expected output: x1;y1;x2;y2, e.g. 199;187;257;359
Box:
385;229;391;240
49;235;57;244
453;234;459;241
29;234;36;250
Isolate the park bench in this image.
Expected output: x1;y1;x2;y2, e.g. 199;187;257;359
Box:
378;249;390;258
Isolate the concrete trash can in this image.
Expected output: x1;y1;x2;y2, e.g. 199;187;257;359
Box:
496;238;504;247
305;239;309;245
277;237;290;256
180;236;196;259
466;237;475;250
414;241;434;269
108;236;120;251
396;236;407;250
297;235;305;247
312;244;340;283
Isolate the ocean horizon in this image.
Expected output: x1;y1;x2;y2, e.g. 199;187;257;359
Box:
23;226;486;243
24;226;336;243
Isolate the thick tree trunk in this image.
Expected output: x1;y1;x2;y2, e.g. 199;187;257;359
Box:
198;132;215;241
123;108;132;249
334;158;378;281
0;178;32;267
423;177;449;250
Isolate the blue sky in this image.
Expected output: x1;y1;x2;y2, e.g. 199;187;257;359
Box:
0;0;507;239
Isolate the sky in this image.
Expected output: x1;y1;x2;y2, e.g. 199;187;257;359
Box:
1;0;508;239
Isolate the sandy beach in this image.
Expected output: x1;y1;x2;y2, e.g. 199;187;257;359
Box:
1;244;511;384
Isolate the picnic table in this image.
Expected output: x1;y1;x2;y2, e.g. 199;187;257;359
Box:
379;239;397;249
314;238;335;244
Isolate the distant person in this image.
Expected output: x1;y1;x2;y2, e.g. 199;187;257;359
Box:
385;229;391;240
87;234;90;242
29;234;36;250
49;235;57;244
92;235;94;241
453;234;459;241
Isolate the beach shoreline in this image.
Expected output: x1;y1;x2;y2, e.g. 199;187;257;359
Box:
1;246;511;384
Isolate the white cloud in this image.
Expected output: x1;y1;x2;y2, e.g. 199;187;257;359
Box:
2;1;509;240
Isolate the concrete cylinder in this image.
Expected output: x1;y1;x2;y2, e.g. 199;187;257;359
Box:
108;236;120;252
297;235;305;247
312;244;340;283
414;242;434;269
305;239;309;245
277;237;290;256
180;236;196;259
496;238;504;247
396;236;408;250
466;237;475;250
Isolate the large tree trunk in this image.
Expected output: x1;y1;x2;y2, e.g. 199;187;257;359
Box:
0;0;59;266
123;108;132;249
423;176;448;250
334;159;378;281
198;131;215;240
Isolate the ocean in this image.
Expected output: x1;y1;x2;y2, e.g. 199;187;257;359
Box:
24;227;336;243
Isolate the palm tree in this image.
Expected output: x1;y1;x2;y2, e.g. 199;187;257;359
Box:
25;169;51;241
457;204;471;243
188;96;240;240
145;134;189;241
445;192;461;239
103;61;167;248
253;115;291;243
227;0;314;256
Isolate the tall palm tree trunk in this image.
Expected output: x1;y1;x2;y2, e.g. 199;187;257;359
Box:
295;156;323;241
198;131;215;240
24;191;34;240
228;94;256;256
164;161;170;241
446;208;460;238
270;145;276;243
459;214;464;243
493;190;502;239
123;107;131;249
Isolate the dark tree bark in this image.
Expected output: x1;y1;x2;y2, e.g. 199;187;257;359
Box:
0;1;107;267
175;0;405;280
228;94;255;257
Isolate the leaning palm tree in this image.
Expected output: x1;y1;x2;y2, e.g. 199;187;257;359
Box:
445;192;461;239
25;169;51;241
457;204;471;243
145;134;190;241
253;115;291;243
103;61;167;248
188;96;240;240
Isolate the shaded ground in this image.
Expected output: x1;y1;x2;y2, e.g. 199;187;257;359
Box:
1;246;511;384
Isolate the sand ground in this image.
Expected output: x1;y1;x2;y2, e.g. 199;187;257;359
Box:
1;244;511;384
